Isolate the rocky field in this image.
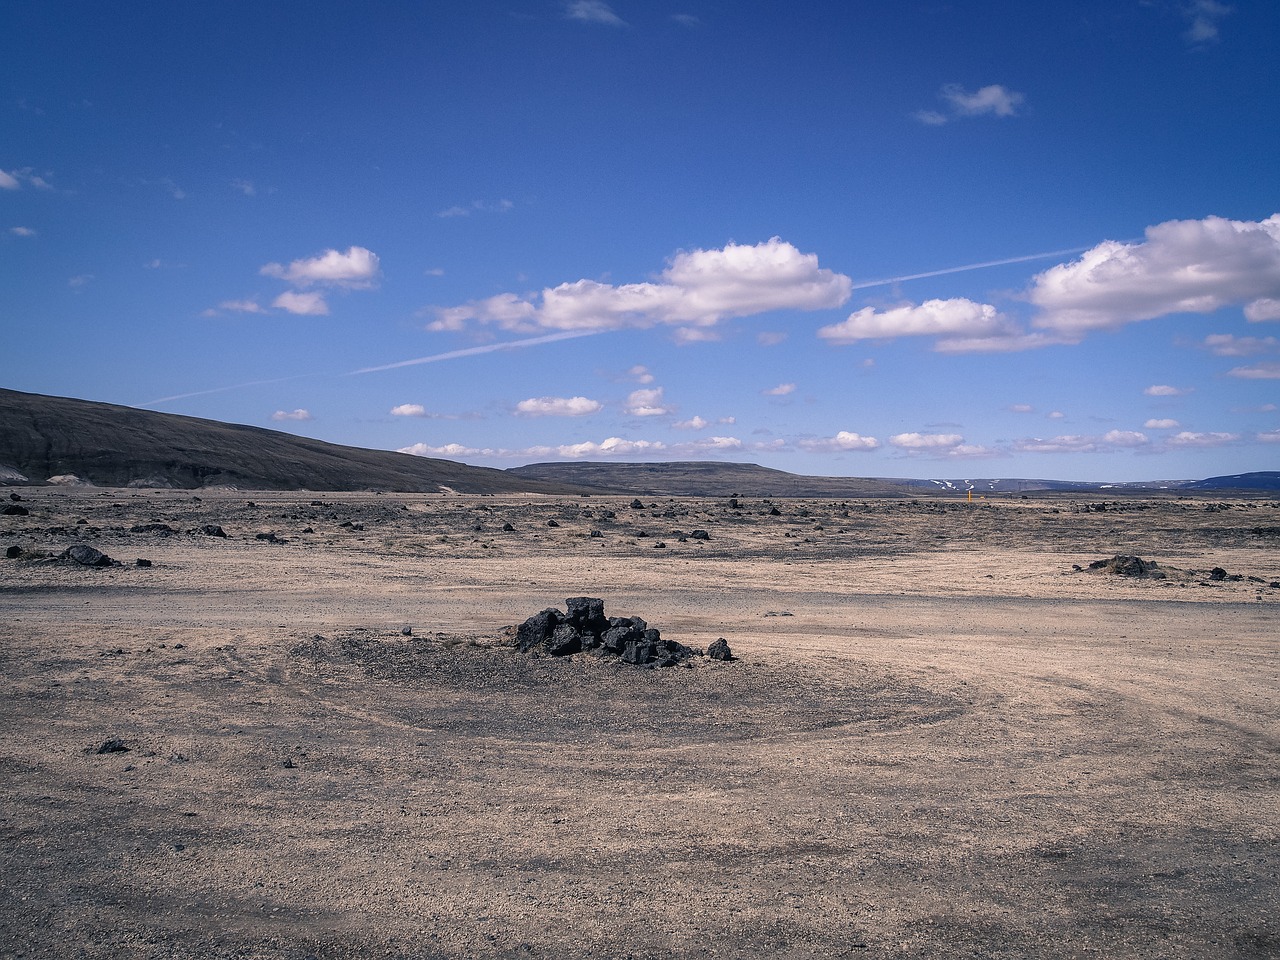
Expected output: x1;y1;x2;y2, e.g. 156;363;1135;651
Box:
2;487;1278;958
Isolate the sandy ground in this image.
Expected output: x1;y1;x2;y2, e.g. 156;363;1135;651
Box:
2;488;1278;959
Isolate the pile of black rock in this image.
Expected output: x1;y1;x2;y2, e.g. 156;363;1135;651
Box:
515;597;733;668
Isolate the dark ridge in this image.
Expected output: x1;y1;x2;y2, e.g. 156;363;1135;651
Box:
0;388;587;494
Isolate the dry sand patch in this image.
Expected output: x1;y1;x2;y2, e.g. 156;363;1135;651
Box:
2;490;1278;958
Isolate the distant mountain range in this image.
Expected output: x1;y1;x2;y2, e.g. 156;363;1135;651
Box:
2;388;1276;495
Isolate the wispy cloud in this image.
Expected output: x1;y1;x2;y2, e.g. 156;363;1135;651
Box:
351;330;603;375
914;83;1025;124
230;178;256;196
1227;361;1280;379
261;246;380;288
436;198;515;218
1184;0;1231;44
762;383;795;396
797;431;880;452
0;168;54;190
565;1;627;27
68;274;94;288
9;226;35;237
1144;384;1192;397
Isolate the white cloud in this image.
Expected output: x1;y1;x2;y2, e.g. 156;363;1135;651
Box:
231;178;255;196
273;290;329;315
1167;431;1240;446
425;267;445;277
1245;298;1280;322
671;13;700;27
757;331;787;346
0;171;18;190
215;299;267;314
1048;411;1065;419
390;404;428;417
1009;404;1033;413
1102;430;1149;448
718;416;736;425
674;416;709;430
625;387;671;417
1144;384;1192;396
1258;431;1280;443
628;364;655;384
0;168;53;190
515;396;603;417
271;409;313;422
763;383;795;396
1184;0;1230;43
68;274;93;288
1203;333;1280;356
676;436;743;454
436;199;515;218
399;442;487;458
673;326;722;344
798;431;880;452
1227;362;1280;379
565;0;626;26
1014;435;1098;454
433;238;850;335
947;444;1001;459
1029;214;1280;335
9;226;35;237
915;84;1024;124
818;298;1027;351
261;246;381;289
1144;418;1180;429
889;432;964;450
941;83;1025;117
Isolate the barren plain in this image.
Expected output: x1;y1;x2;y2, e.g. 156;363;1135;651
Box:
2;488;1278;959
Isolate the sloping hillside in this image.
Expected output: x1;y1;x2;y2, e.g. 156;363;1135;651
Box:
0;388;584;494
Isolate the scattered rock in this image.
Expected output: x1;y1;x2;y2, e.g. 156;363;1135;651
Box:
129;522;175;534
547;519;560;527
2;504;28;516
95;739;130;754
689;529;711;540
5;545;22;559
199;524;227;538
60;544;117;567
630;499;645;509
707;638;734;661
589;529;603;538
1085;555;1165;579
502;523;515;532
254;532;287;543
135;558;152;568
8;493;21;501
400;625;413;636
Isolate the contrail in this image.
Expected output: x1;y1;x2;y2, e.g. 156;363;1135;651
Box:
849;246;1092;290
349;329;603;375
139;374;314;406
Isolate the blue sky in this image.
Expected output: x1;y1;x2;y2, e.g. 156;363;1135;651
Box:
3;0;1278;481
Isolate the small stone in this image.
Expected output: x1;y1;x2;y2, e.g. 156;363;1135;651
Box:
502;523;515;532
707;638;733;661
61;544;115;567
690;530;710;540
135;558;152;567
547;519;560;527
5;545;21;559
199;524;227;538
96;739;130;754
401;625;413;636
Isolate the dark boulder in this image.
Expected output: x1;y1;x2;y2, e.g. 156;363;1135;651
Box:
1086;555;1165;579
707;638;734;661
630;499;645;509
135;558;152;567
199;524;227;538
61;545;116;567
95;739;130;754
566;597;608;634
517;608;562;652
689;529;711;540
502;522;515;532
5;545;21;559
547;624;583;656
2;504;28;516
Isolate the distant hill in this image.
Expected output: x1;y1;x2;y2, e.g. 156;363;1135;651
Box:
510;461;1280;498
0;388;585;494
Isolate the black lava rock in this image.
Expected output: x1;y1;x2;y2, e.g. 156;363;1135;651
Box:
5;545;21;559
61;545;116;567
707;638;734;661
199;524;227;538
2;504;29;516
135;558;152;568
517;608;563;652
96;739;130;754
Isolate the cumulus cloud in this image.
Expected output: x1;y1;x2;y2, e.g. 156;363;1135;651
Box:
889;433;964;450
1144;384;1192;396
1227;362;1280;379
674;416;709;430
1203;333;1280;356
628;365;655;384
390;404;428;417
1102;430;1149;448
565;0;626;26
1258;430;1280;443
675;436;743;454
431;238;850;335
1167;431;1240;446
9;226;35;237
261;246;381;289
271;409;312;422
0;171;18;190
625;387;671;417
0;168;53;190
915;84;1024;124
514;396;603;417
763;383;795;396
272;291;329;316
1245;298;1280;322
798;431;880;452
1029;214;1280;335
819;298;1006;342
1014;431;1151;454
1144;418;1180;429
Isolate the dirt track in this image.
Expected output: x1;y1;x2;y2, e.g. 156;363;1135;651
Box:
2;489;1279;958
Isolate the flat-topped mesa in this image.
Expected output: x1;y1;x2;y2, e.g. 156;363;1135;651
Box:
515;597;729;668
